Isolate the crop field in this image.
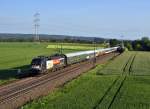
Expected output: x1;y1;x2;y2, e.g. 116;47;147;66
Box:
110;76;150;109
0;42;96;85
23;51;150;109
131;52;150;76
47;43;102;50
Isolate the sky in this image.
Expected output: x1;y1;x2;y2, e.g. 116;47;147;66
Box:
0;0;150;40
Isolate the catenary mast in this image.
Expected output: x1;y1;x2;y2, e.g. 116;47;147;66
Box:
34;12;40;42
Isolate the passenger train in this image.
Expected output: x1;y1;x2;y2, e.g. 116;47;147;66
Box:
30;46;124;74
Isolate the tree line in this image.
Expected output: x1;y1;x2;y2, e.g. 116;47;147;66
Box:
0;33;150;51
109;37;150;51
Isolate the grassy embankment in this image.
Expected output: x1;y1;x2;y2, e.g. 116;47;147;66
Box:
23;51;150;109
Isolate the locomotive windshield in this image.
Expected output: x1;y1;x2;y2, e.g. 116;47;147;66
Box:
31;58;42;65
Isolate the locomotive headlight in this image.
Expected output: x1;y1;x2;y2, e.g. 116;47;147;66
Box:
32;65;41;70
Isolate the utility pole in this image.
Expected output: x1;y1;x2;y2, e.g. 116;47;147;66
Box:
34;12;40;42
57;42;59;53
121;35;125;48
60;43;63;54
93;38;96;67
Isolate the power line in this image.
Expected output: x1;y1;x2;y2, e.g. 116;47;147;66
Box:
34;12;40;42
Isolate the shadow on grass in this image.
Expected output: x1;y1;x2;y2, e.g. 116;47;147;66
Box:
0;65;30;80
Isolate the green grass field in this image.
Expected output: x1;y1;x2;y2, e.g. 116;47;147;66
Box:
22;65;119;109
0;42;96;85
110;76;150;109
47;43;102;50
22;51;150;109
131;52;150;75
98;51;136;75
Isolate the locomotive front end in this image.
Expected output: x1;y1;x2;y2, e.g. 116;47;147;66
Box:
30;54;67;74
31;57;45;73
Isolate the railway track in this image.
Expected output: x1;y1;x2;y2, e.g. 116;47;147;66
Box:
0;61;90;102
0;53;119;109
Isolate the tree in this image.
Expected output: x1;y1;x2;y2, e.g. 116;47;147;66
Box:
125;42;133;50
141;37;150;51
109;39;120;47
135;43;142;50
141;37;149;42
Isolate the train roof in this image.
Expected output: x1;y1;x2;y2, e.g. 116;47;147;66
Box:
65;47;119;58
66;50;98;57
